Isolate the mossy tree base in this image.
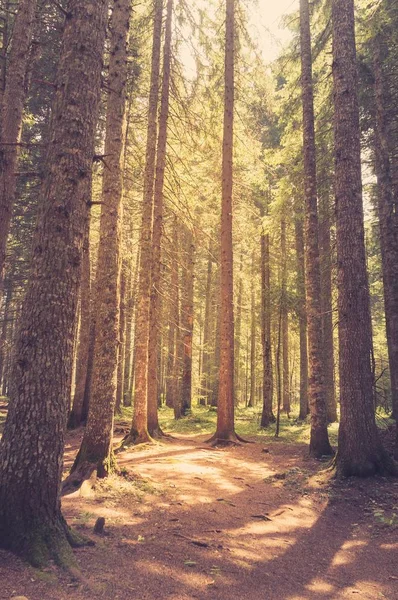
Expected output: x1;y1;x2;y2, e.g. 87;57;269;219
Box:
332;448;398;478
0;515;93;569
122;429;155;447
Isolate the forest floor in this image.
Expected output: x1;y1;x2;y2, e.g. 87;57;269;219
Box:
1;406;398;600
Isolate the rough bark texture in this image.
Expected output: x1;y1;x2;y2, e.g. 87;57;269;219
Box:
300;0;333;457
209;0;240;443
260;198;275;427
147;0;173;436
332;0;396;476
0;0;38;291
127;0;163;445
373;35;398;421
68;213;92;429
0;0;107;565
295;216;309;421
73;0;130;477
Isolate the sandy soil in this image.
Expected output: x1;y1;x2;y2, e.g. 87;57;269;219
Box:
1;430;398;600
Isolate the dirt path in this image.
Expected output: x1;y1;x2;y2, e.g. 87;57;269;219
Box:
1;432;398;600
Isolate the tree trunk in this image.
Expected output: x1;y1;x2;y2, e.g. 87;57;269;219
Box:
373;34;398;421
126;0;163;445
181;224;194;415
281;216;290;416
0;0;38;291
68;215;92;428
300;0;333;456
319;190;337;422
0;0;106;565
295;215;309;421
332;0;396;476
248;255;256;408
115;261;128;415
234;250;243;406
200;241;214;405
147;0;173;436
260;196;275;427
208;0;240;444
72;0;130;478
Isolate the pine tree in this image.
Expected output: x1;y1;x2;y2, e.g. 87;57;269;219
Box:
300;0;333;457
332;0;396;476
0;0;107;564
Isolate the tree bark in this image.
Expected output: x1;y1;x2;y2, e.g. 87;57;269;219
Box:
0;0;38;291
208;0;240;444
260;196;275;426
295;215;309;421
68;214;92;428
332;0;396;476
115;260;128;415
200;241;214;405
281;216;290;416
181;223;194;415
373;34;398;421
72;0;130;478
300;0;333;456
147;0;173;436
126;0;163;445
0;0;107;565
234;250;243;406
318;190;337;422
248;254;256;408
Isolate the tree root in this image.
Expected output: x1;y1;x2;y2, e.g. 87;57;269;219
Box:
205;431;250;446
330;448;398;478
61;462;97;496
120;430;156;448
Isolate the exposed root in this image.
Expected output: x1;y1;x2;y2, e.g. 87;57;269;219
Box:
205;431;249;446
331;448;398;478
61;462;97;496
148;426;173;440
121;430;155;448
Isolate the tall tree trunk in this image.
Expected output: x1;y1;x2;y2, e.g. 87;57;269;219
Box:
300;0;333;456
208;0;240;443
281;216;290;416
260;196;275;426
0;0;38;291
373;34;398;421
115;260;128;415
126;0;163;445
171;218;181;419
295;215;309;421
234;250;243;406
181;224;194;415
248;255;256;408
200;241;214;405
122;253;134;406
0;0;106;565
147;0;173;436
319;190;337;422
332;0;396;476
68;215;92;428
72;0;130;478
